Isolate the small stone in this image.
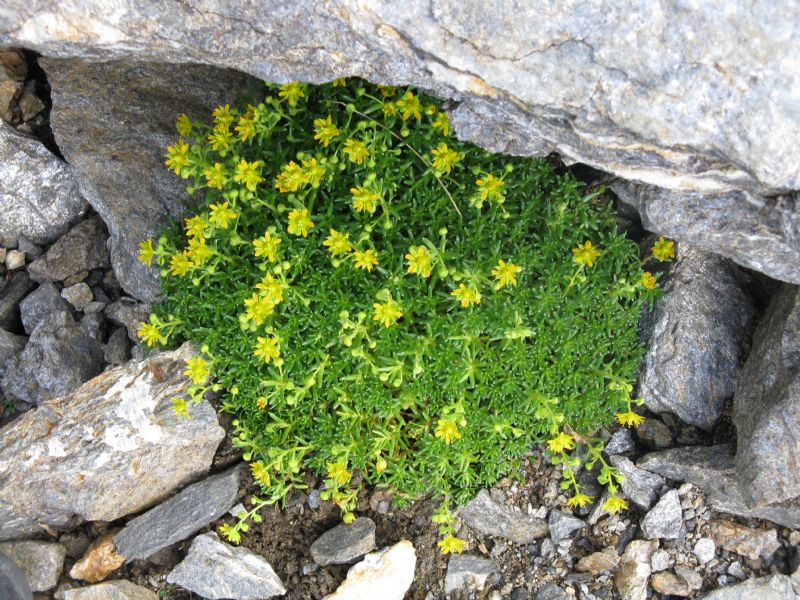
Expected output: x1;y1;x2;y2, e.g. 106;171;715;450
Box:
369;487;394;514
609;456;664;511
534;583;570;600
310;517;376;566
323;540;416;600
444;554;497;594
61;580;158;600
606;428;636;454
4;249;24;270
460;489;549;544
575;547;620;575
790;531;800;546
548;510;586;543
167;532;285;599
59;532;91;560
228;503;246;518
674;565;703;590
113;465;242;561
615;539;658;600
103;326;130;365
16;237;42;259
308;488;321;510
104;298;151;342
540;538;555;558
650;549;670;572
83;301;106;315
69;531;125;583
62;271;89;287
708;519;780;560
651;571;691;597
727;561;746;579
635;418;673;449
17;80;45;121
20;282;72;334
640;490;683;540
0;540;65;592
693;537;716;564
61;283;93;310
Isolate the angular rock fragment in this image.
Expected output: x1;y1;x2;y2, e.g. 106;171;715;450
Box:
615;539;657;600
0;271;35;331
166;532;285;599
104;298;151;342
651;571;692;597
707;519;780;561
27;216;109;284
0;328;26;378
19;282;72;334
310;517;376;566
444;554;497;594
460;489;548;544
640;490;683;540
548;510;585;543
62;580;158;600
609;455;664;511
69;531;125;584
0;540;65;592
575;547;620;575
323;540;416;600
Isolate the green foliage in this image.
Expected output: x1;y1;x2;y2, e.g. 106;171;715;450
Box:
143;78;657;546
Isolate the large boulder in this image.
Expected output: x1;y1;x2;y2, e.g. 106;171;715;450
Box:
39;58;259;302
733;284;800;507
0;343;224;540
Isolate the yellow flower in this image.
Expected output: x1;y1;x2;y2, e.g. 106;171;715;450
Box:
169;252;193;277
209;201;238;229
253;231;282;262
451;283;481;308
253;335;280;364
572;240;601;267
313;115;340;147
138;319;167;347
244;292;276;325
184;356;209;385
354;249;379;272
434;418;461;444
331;77;347;87
641;271;656;289
323;229;353;257
138;239;155;266
235;112;256;142
567;493;593;508
187;236;212;265
615;410;646;427
203;163;226;190
176;114;193;137
396;91;422;120
165;141;190;175
547;432;575;454
171;397;189;419
256;396;268;410
350;186;380;214
431;143;460;174
327;461;352;486
207;124;232;151
652;236;675;261
256;274;285;304
251;461;271;487
492;259;522;289
275;161;307;193
373;299;402;327
343;138;370;165
212;104;234;128
185;215;207;238
233;159;263;192
287;208;314;237
405;245;433;278
475;173;505;204
301;157;326;187
382;101;397;117
278;81;305;106
432;112;450;136
438;535;466;555
602;495;628;515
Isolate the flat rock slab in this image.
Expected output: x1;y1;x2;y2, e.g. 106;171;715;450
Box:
460;489;548;544
114;464;242;561
62;580;158;600
0;343;224;540
167;532;286;599
444;554;497;595
310;517;376;566
0;540;65;592
323;540;416;600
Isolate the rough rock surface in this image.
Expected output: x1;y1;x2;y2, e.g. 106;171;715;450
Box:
0;120;86;246
27;216;109;284
0;343;224;540
323;540;416;600
19;281;72;334
444;554;497;595
613;183;800;286
0;328;26;379
61;580;158;600
310;517;377;566
733;284;800;507
0;552;32;600
2;2;799;197
640;490;683;540
166;532;286;600
0;540;65;592
575;547;620;575
548;510;586;543
40;58;258;302
0;270;35;331
615;539;658;600
707;520;780;561
113;465;242;561
105;299;151;342
637;445;800;528
69;531;125;584
609;455;664;511
460;489;549;544
698;574;800;600
639;246;756;430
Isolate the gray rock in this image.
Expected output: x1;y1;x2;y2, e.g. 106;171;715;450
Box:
707;519;780;561
605;428;636;455
0;541;65;592
103;327;130;365
1;311;103;406
638;444;800;528
615;539;658;600
460;489;549;544
444;554;497;595
634;418;674;449
105;299;151;342
5;249;24;270
113;465;242;561
640;490;683;540
0;328;26;379
0;271;35;331
19;282;72;334
639;245;757;430
0;552;32;600
61;580;158;600
734;284;800;507
609;455;664;511
675;565;703;591
61;283;93;310
40;58;258;302
698;574;800;600
693;537;716;564
548;510;585;543
310;517;376;566
650;549;670;572
0;120;86;247
27;216;109;284
614;182;800;285
0;343;224;540
534;584;570;600
16;238;42;259
166;532;286;599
